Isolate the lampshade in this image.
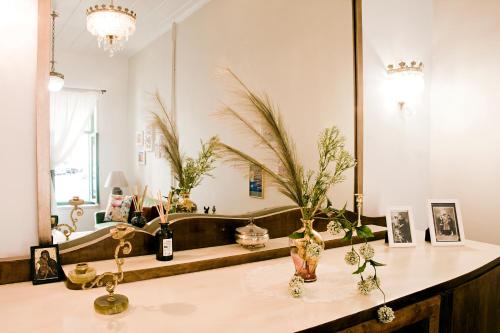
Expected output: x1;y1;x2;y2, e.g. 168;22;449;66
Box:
105;171;129;188
386;61;424;109
48;72;65;92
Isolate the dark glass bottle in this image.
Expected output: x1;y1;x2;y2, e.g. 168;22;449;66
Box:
131;211;147;228
156;223;173;261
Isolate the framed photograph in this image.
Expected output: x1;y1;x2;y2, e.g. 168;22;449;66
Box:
136;131;144;146
137;151;146;165
249;164;264;198
427;199;465;246
30;244;63;285
144;127;153;152
386;206;417;247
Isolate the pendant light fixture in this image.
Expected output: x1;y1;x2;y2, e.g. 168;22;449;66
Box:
86;1;137;57
48;11;64;92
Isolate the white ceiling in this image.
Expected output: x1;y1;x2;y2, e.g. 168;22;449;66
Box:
53;0;209;57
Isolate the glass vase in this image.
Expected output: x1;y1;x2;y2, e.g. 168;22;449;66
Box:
177;192;197;213
289;219;324;282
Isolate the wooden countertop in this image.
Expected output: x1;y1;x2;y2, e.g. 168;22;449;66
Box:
1;235;499;333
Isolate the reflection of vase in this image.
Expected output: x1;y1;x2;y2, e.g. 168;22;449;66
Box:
131;211;147;228
289;219;324;282
177;192;197;213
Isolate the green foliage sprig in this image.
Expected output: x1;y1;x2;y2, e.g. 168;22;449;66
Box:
326;207;395;323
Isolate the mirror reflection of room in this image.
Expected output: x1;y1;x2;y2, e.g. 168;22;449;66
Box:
49;0;355;243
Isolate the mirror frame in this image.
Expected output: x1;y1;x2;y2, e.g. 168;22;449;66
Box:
35;0;364;246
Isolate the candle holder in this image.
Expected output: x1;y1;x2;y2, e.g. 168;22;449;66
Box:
355;193;363;227
67;224;135;315
55;196;84;240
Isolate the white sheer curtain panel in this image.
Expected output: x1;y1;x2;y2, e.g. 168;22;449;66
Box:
50;89;100;168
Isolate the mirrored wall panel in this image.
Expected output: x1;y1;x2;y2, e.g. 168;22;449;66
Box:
48;0;356;244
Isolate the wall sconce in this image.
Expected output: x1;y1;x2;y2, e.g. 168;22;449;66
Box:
386;61;424;110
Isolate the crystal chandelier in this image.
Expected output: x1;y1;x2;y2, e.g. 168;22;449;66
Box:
86;1;137;57
48;11;64;92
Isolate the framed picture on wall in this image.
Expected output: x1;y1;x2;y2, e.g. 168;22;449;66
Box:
30;244;63;285
427;199;465;246
138;151;146;165
386;206;417;247
249;164;264;198
136;131;144;146
144;127;153;152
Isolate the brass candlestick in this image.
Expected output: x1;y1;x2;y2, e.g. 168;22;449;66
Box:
67;224;135;315
55;196;84;240
355;193;363;227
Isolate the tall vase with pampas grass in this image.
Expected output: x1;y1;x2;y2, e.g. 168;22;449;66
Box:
150;93;219;213
216;69;356;282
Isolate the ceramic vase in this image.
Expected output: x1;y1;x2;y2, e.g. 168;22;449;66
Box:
289;219;324;282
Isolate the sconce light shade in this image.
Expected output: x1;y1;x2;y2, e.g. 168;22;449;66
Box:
105;171;129;195
48;72;65;92
387;61;424;110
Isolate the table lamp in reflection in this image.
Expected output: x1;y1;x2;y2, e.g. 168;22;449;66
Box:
105;171;129;195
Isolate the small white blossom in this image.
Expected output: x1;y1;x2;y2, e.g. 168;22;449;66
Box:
289;275;304;287
327;220;343;236
359;243;375;260
288;275;305;298
377;305;395;323
306;241;322;258
366;275;380;291
288;284;304;298
357;279;373;295
344;250;359;266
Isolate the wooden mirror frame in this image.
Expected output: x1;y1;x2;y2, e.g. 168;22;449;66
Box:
35;0;364;246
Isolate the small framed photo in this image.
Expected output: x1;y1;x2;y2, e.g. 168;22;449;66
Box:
249;164;264;199
136;131;144;146
138;151;146;165
386;207;417;247
144;127;153;152
30;244;63;285
427;199;465;246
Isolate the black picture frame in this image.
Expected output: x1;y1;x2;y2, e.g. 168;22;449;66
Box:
30;244;64;285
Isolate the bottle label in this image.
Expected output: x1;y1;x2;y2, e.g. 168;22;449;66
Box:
162;238;173;256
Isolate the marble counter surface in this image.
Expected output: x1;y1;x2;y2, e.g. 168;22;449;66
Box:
1;236;498;333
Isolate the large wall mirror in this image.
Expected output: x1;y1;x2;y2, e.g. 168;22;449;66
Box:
36;0;363;251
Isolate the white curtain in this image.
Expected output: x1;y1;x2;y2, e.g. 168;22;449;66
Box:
50;89;100;169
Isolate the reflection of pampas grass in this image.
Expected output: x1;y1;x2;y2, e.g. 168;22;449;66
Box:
216;69;355;220
150;92;218;192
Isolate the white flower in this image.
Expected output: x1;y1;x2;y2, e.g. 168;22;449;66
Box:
377;305;395;323
344;250;359;266
359;243;375;260
288;284;304;298
327;220;343;236
306;241;322;258
366;275;380;291
288;275;305;298
357;279;372;295
289;275;304;287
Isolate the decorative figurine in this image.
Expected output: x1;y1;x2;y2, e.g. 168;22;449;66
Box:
212;205;216;214
203;206;210;214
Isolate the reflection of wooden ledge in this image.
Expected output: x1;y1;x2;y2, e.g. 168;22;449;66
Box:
58;206;387;265
63;225;387;289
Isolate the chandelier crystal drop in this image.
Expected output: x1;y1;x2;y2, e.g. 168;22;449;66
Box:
86;1;137;57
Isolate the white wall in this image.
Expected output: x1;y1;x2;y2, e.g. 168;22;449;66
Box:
362;0;433;230
51;51;130;231
429;0;500;244
128;31;174;197
0;0;39;258
130;0;356;215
